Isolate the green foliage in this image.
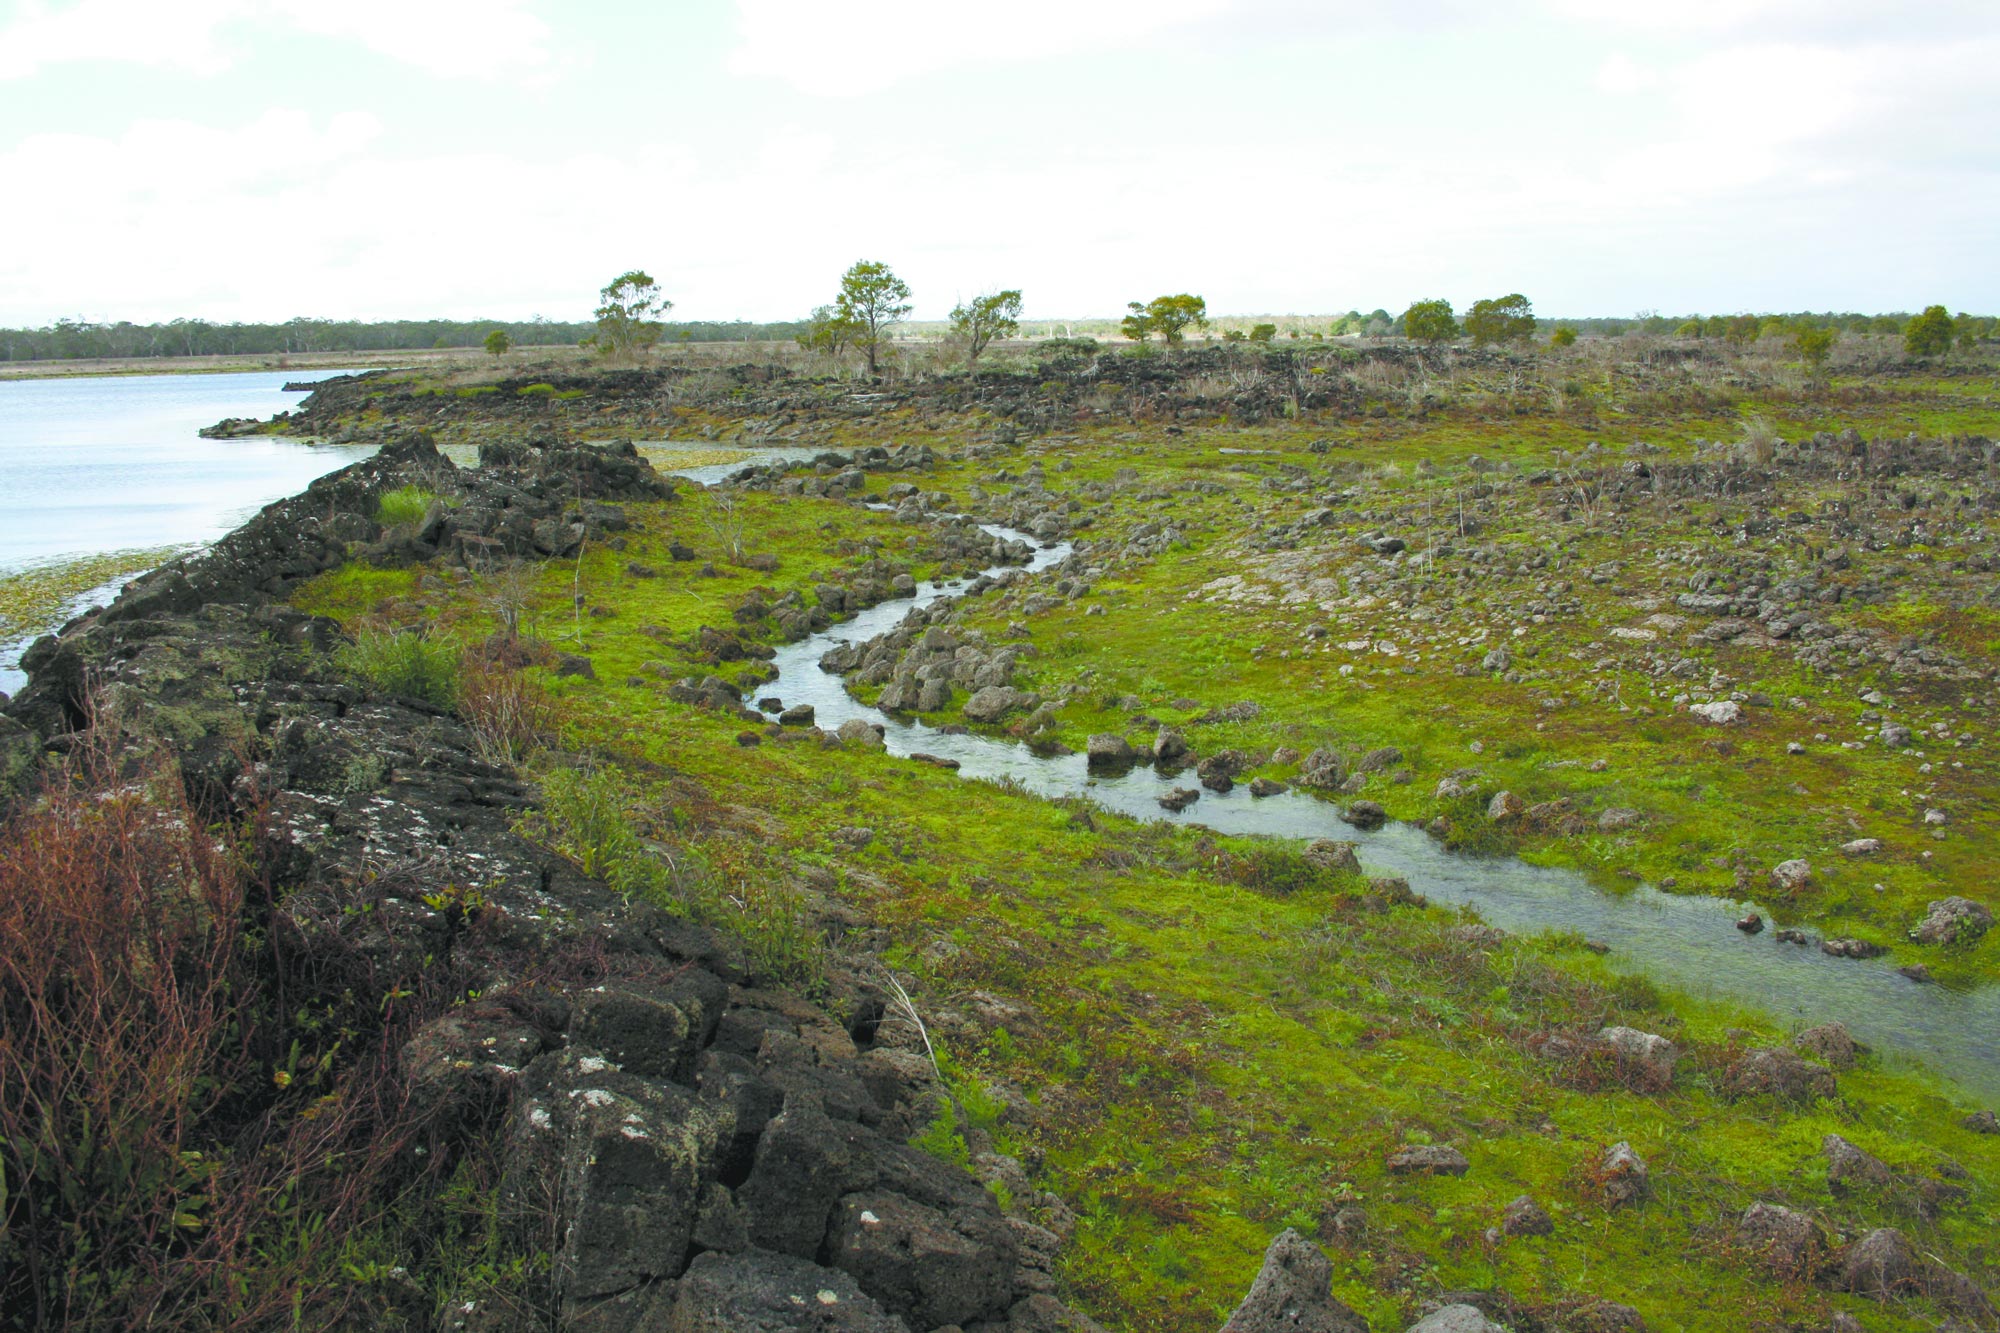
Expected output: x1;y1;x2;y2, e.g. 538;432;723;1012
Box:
376;485;439;528
1124;294;1208;345
1792;324;1838;373
589;270;672;360
1905;304;1956;358
337;629;459;707
1549;326;1578;348
532;767;646;883
950;289;1024;366
1723;314;1762;347
482;328;510;357
1248;323;1277;343
911;1095;974;1170
1464;293;1536;346
798;303;862;358
834;259;913;374
1402;299;1459;345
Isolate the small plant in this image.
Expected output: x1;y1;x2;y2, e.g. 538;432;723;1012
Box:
338;629;459;707
376;485;439;528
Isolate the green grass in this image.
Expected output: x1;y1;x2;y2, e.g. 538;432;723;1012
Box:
376;485;440;528
336;627;458;707
284;361;2000;1331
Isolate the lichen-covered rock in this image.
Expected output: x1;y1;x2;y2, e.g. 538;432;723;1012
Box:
1386;1144;1470;1176
1829;1227;1921;1299
1595;1026;1678;1087
1217;1229;1368;1333
1736;1202;1820;1276
1912;896;1993;945
1724;1048;1836;1104
1791;1022;1857;1069
1597;1142;1649;1208
1822;1134;1891;1192
668;1249;912;1332
1406;1306;1505;1333
1302;839;1362;876
1501;1195;1553;1237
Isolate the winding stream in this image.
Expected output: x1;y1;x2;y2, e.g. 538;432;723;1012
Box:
684;491;1999;1104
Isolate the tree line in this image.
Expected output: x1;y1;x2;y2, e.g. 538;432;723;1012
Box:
0;314;811;363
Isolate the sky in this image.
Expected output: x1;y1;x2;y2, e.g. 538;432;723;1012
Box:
1;0;1996;325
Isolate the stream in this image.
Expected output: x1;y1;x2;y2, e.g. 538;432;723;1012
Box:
669;482;1998;1104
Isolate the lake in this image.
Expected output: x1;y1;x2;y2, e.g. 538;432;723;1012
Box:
0;370;375;691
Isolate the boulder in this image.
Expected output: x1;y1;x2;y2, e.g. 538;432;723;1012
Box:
1597;1142;1649;1208
1912;896;1993;945
837;719;886;749
1386;1144;1469;1176
1486;791;1524;822
1963;1109;2000;1134
1829;1227;1921;1299
965;685;1029;724
1085;734;1134;767
1302;840;1362;876
1791;1022;1856;1069
1340;800;1387;831
778;704;816;727
1768;859;1813;892
737;1097;870;1259
827;1189;1016;1328
1595;1027;1677;1087
668;1249;912;1332
1839;837;1882;857
1154;727;1189;762
1726;1048;1836;1104
1596;807;1642;832
1406;1308;1505;1333
1823;1134;1891;1192
1688;700;1741;725
1217;1229;1368;1333
1501;1195;1553;1237
1296;748;1347;791
1736;1202;1820;1276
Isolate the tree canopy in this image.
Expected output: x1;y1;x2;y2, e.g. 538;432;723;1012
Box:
1401;299;1459;345
1124;294;1208;345
834;260;913;374
482;329;511;357
590;271;671;360
1464;294;1536;346
949;290;1023;366
1905;305;1956;359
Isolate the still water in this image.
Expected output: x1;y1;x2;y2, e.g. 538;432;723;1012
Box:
0;370;373;689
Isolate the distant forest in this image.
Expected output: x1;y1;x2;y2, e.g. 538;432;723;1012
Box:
1;309;1992;363
0;316;810;362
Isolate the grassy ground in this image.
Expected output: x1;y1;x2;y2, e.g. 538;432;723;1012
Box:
286;350;2000;1331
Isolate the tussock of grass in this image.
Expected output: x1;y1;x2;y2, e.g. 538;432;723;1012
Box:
376;485;440;528
337;628;459;707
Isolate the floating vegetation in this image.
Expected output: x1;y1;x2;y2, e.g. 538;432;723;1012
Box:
0;547;186;649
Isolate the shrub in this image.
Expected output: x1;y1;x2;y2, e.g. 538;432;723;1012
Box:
1550;326;1578;348
338;628;460;707
459;653;561;768
1904;304;1955;359
376;485;438;528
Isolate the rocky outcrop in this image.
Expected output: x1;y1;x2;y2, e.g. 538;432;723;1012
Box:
2;437;1094;1333
1217;1230;1368;1333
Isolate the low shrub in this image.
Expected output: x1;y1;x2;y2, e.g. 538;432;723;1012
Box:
338;629;459;708
376;485;439;528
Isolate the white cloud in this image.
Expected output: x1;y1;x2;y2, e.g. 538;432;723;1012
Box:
0;0;247;79
727;0;1235;95
0;0;555;81
1592;52;1658;95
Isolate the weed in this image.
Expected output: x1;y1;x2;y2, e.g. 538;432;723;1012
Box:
338;629;460;708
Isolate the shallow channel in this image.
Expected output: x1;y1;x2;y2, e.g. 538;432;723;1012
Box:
705;498;2000;1105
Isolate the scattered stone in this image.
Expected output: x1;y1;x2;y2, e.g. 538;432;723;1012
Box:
1596;807;1642;832
1217;1229;1368;1333
1912;896;1993;945
1688;700;1741;725
1963;1109;2000;1134
669;1249;907;1332
1824;1134;1892;1191
1839;837;1882;857
1085;733;1134;767
1819;937;1885;959
1768;859;1813;892
1736;1202;1820;1276
1386;1144;1469;1177
1597;1141;1649;1208
1340;800;1386;831
1595;1026;1678;1087
1792;1022;1857;1068
1248;776;1287;797
1735;913;1763;934
964;685;1030;723
554;653;596;680
1406;1307;1505;1333
778;704;816;727
1302;840;1362;876
1897;963;1933;983
1726;1048;1836;1103
1501;1195;1553;1237
1158;787;1201;813
1487;791;1524;822
1829;1227;1921;1299
836;719;885;749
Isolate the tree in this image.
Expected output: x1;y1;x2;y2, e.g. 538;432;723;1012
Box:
1793;325;1837;375
1401;299;1459;345
1127;294;1207;345
1464;293;1536;346
949;289;1023;366
798;304;861;358
1550;326;1578;349
1723;314;1762;349
834;260;912;374
1904;305;1955;358
483;328;511;357
1248;323;1278;343
591;270;671;360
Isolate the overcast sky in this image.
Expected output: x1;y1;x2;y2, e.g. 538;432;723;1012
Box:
2;0;1995;325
